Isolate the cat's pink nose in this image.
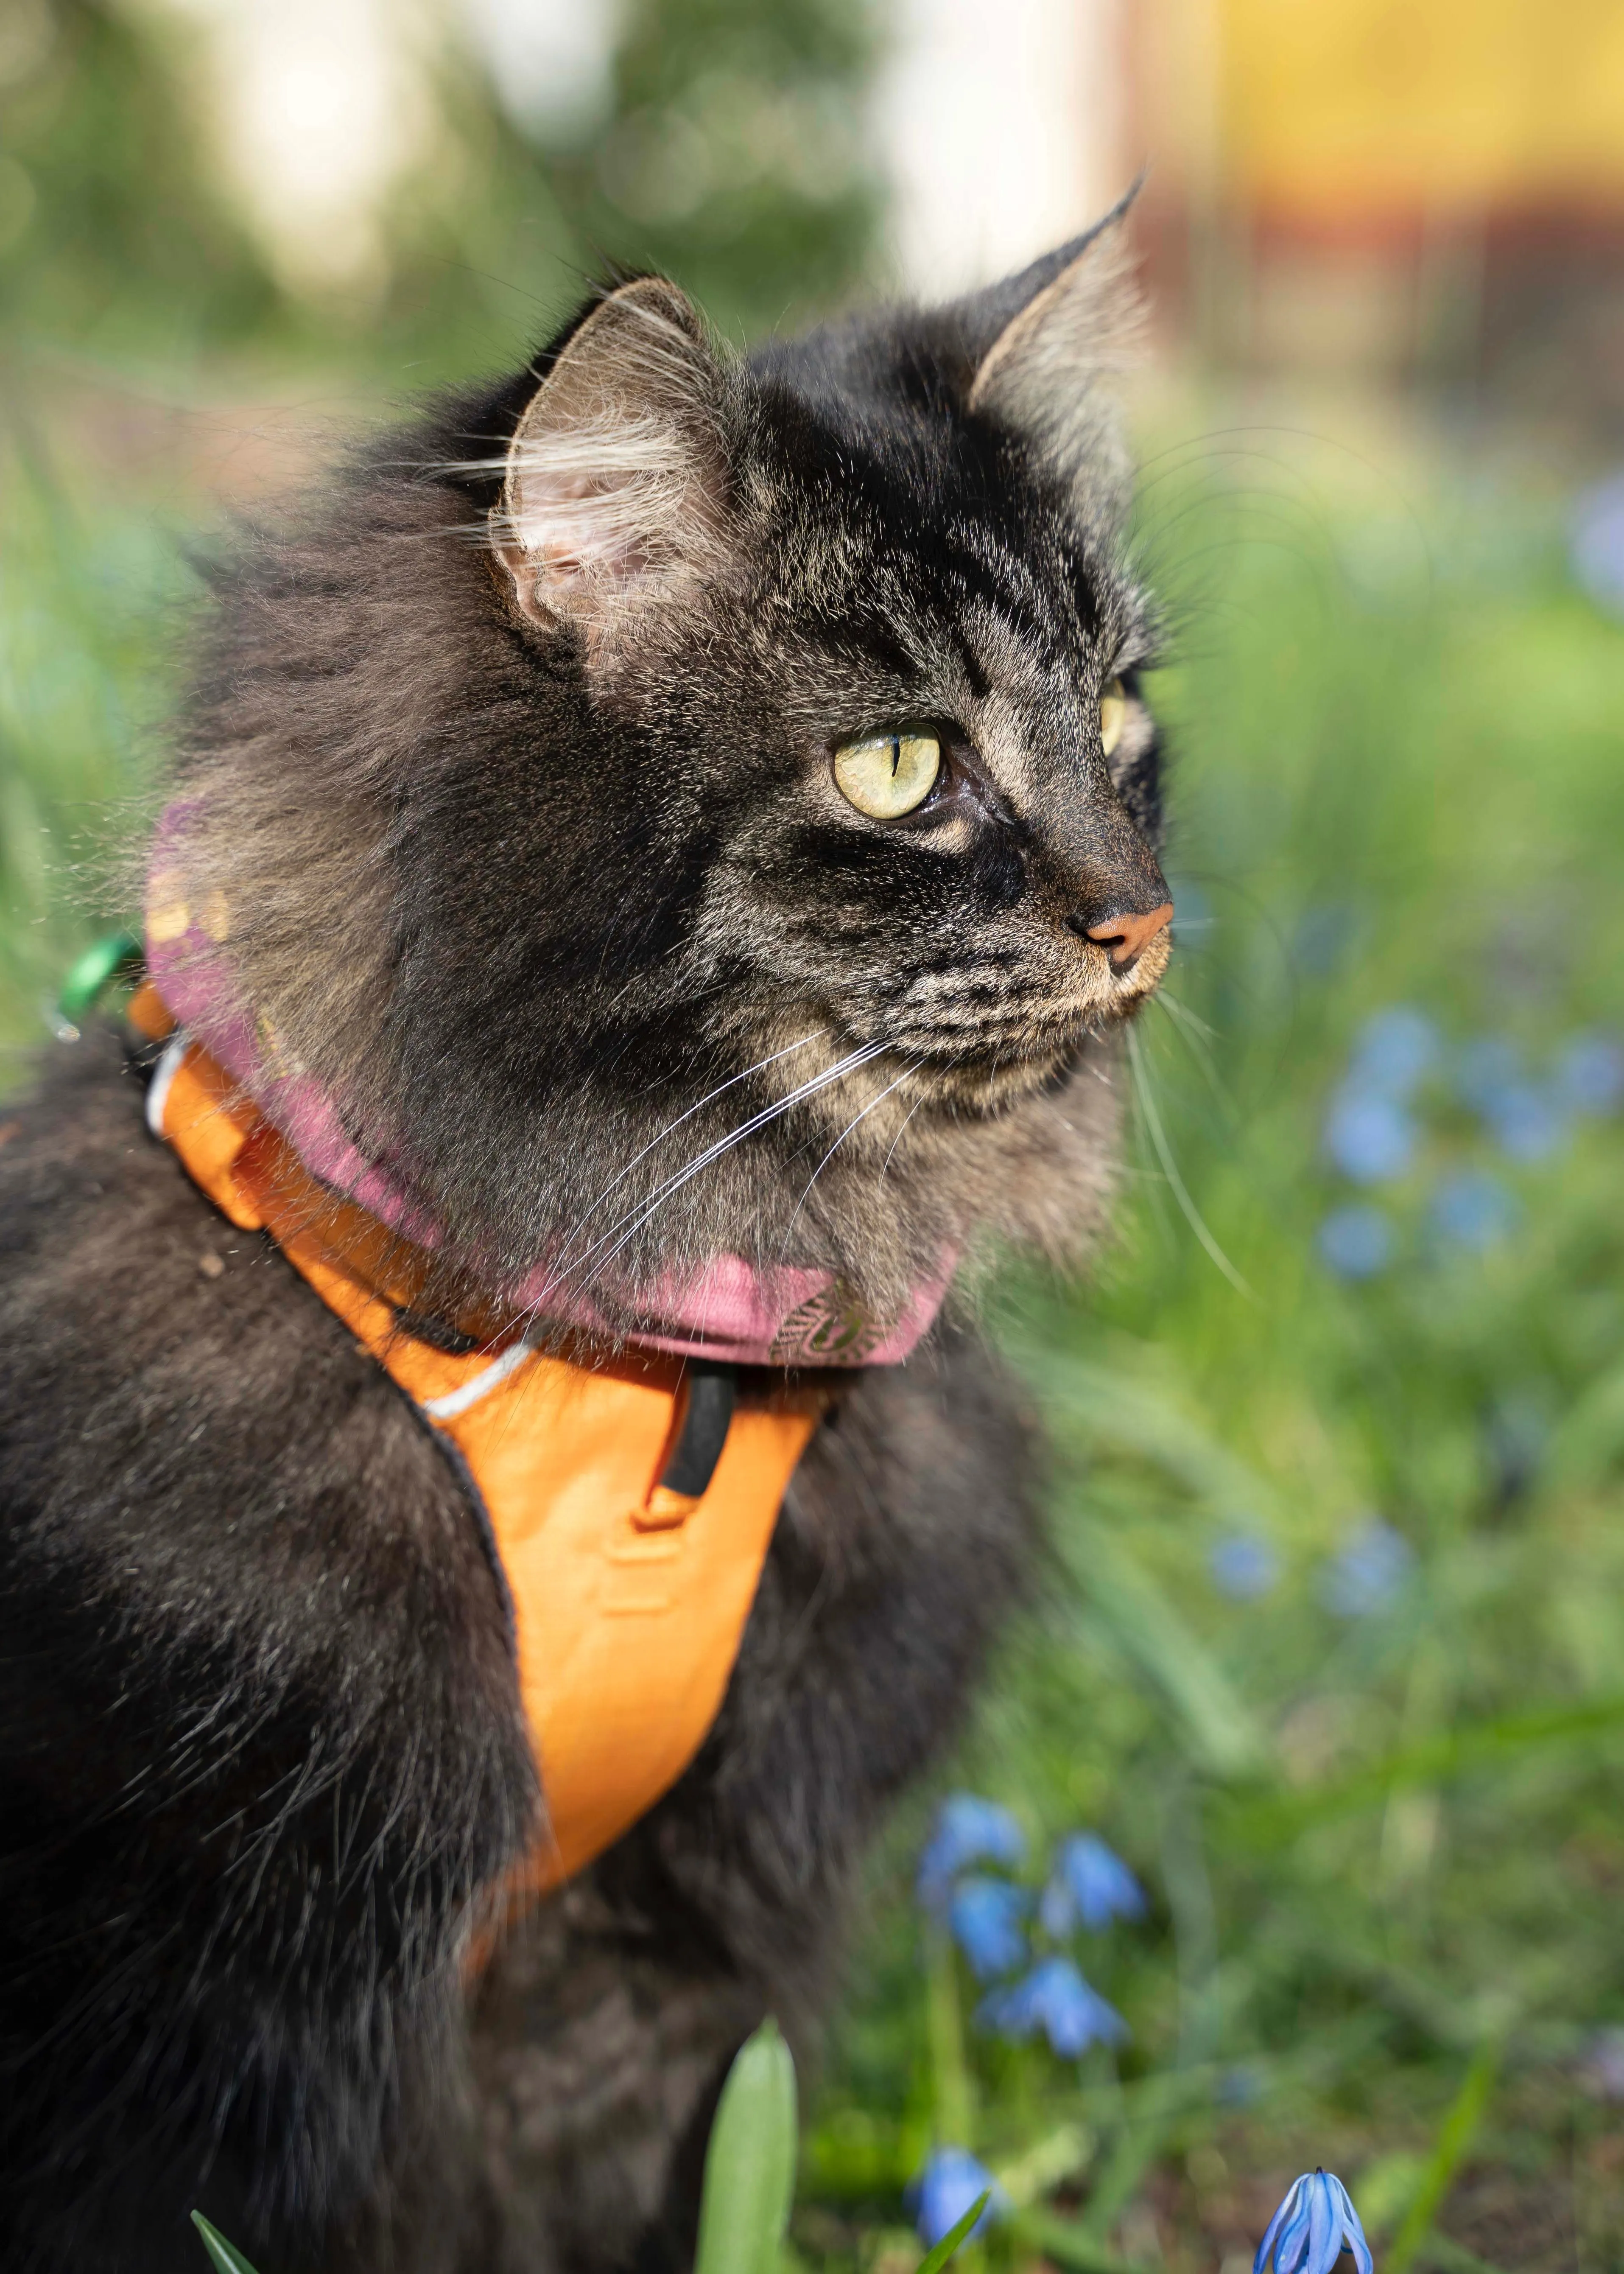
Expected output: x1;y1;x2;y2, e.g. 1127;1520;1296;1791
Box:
1085;902;1174;971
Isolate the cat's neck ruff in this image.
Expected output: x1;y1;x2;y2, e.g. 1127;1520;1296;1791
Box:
144;840;949;1370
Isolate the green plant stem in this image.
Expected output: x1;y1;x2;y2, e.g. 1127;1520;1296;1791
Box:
924;1924;974;2148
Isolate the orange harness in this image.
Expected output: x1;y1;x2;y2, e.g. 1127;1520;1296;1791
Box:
130;983;818;1896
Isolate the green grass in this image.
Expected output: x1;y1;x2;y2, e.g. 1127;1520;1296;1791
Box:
0;401;185;1055
7;410;1624;2274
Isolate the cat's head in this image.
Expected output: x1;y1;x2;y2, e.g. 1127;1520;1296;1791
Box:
172;200;1172;1328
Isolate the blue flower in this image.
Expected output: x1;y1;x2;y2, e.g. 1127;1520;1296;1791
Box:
1453;1036;1522;1112
1430;1168;1518;1252
1349;1006;1439;1099
948;1875;1029;1980
1557;1033;1624;1117
1208;1534;1281;1602
978;1957;1129;2057
1317;1204;1393;1279
917;1793;1026;1910
1480;1078;1569;1162
908;2148;1002;2248
1323;1089;1416;1183
1322;1519;1413;1617
1254;2169;1373;2274
1040;1833;1149;1935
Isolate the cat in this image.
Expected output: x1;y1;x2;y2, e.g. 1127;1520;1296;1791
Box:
0;198;1172;2274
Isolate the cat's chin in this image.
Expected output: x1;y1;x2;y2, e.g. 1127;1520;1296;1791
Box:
909;1046;1089;1114
825;993;1155;1119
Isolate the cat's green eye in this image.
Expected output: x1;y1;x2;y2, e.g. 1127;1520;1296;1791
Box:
1100;676;1127;759
832;730;941;819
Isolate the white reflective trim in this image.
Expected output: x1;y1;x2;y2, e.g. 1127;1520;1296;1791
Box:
420;1338;534;1420
145;1031;189;1139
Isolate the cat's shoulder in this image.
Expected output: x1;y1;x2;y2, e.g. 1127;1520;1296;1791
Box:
0;1030;511;1681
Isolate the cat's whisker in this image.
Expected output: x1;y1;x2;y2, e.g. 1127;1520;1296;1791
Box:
544;1029;828;1278
1153;988;1217;1042
552;1039;886;1275
1124;1022;1253;1300
878;1084;932;1188
530;1056;889;1327
568;1041;891;1278
1149;990;1235;1123
520;1040;892;1324
775;1056;927;1260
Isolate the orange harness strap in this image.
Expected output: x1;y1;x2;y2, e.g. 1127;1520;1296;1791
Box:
131;985;817;1895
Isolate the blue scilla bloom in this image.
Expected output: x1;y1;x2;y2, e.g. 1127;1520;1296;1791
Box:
1454;1036;1523;1113
1040;1833;1149;1936
1480;1078;1569;1163
1254;2169;1373;2274
1322;1518;1413;1617
908;2147;1002;2248
917;1792;1026;1910
1431;1168;1518;1252
1558;1032;1624;1117
948;1874;1029;1980
1317;1204;1392;1280
1209;1534;1280;1602
978;1957;1129;2057
1323;1087;1416;1183
1349;1005;1439;1099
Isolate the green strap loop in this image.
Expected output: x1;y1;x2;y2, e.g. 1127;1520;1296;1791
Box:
57;927;144;1028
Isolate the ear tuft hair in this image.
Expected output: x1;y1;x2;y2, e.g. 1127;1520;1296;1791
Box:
492;277;734;636
954;185;1146;522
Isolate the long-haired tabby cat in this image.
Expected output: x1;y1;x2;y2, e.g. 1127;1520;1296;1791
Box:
0;201;1172;2273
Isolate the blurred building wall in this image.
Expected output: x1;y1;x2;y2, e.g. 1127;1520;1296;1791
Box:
1133;0;1624;426
1223;0;1624;214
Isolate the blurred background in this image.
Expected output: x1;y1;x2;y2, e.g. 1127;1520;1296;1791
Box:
5;3;1624;2268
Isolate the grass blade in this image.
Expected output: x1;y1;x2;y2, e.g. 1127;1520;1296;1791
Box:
190;2212;261;2274
1385;2037;1503;2274
915;2190;992;2274
924;1923;975;2149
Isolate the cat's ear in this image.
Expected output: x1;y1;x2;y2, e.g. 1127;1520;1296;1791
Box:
493;276;731;636
955;185;1145;508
